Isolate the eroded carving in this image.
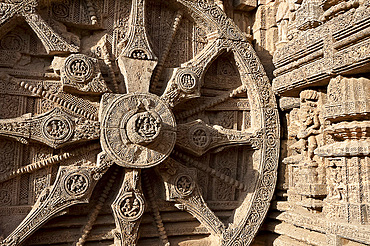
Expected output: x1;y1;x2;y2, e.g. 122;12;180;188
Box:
100;93;176;169
117;192;145;221
43;116;73;142
61;54;110;94
272;0;370;240
283;90;326;210
111;169;144;246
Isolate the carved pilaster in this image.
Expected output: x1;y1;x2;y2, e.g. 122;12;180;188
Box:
316;76;370;225
284;89;326;210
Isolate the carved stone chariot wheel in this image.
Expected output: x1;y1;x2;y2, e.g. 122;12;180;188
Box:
0;0;279;245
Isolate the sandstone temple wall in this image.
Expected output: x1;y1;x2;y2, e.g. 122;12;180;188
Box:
248;0;370;245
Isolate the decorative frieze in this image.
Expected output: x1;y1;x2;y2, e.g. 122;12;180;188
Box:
272;2;370;96
283;89;326;210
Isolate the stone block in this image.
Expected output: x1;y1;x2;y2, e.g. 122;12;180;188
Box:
234;0;258;11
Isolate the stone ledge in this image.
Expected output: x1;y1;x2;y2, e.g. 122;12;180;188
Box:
277;210;370;244
272;5;370;96
273;7;370;68
266;221;327;246
272;38;370;96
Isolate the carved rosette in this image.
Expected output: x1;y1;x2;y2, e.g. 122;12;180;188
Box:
174;174;195;197
61;54;110;94
64;54;94;83
64;172;90;196
189;124;211;150
113;191;145;221
42;114;73;144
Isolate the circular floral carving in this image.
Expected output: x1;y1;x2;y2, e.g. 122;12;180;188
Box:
189;126;210;149
227;26;241;40
64;54;94;83
117;192;145;221
264;157;277;171
249;210;261;223
52;3;69;18
1;34;22;51
42;116;73;142
130;49;148;59
259;187;272;201
175;175;195;197
64;173;89;196
266;132;277;147
253;200;267;213
0;189;11;205
262;171;275;187
177;71;197;93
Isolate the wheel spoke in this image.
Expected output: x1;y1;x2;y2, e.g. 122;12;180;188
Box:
18;80;98;121
0;0;78;53
76;166;119;246
157;157;225;240
1;159;108;246
24;12;79;53
117;0;157;93
0;144;100;183
143;170;170;246
172;150;248;191
0;153;71;183
176;119;259;156
0;107;100;149
111;169;145;246
176;84;248;120
161;38;228;107
0;1;278;245
150;10;183;94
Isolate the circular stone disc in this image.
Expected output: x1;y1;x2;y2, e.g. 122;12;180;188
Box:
100;93;176;168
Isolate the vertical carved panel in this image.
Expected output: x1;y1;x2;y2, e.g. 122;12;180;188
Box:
283;89;327;210
315;76;370;225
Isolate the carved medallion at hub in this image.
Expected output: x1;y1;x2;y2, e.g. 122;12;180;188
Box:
0;0;279;245
100;93;176;168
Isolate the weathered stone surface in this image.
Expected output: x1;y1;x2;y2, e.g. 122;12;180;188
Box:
0;0;369;245
269;0;370;245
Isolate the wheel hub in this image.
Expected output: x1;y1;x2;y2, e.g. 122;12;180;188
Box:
100;92;176;169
